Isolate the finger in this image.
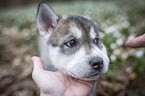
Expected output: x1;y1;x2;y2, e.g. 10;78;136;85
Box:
125;34;145;48
31;56;44;72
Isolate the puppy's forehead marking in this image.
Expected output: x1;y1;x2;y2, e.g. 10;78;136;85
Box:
49;15;99;46
90;27;96;39
70;26;82;38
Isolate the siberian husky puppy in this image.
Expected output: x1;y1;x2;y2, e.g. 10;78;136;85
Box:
37;3;109;96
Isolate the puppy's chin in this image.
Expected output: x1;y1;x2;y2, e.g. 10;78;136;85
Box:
66;72;101;81
57;68;103;81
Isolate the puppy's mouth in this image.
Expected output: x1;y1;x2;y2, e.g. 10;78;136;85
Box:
89;71;101;76
84;70;102;77
74;71;102;79
67;66;103;80
69;71;98;78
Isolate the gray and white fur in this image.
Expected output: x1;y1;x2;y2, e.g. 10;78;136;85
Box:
37;3;109;95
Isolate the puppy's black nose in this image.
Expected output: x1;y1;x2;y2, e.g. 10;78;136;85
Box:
89;58;103;70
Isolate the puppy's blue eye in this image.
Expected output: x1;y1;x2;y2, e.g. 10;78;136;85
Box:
94;38;99;44
65;39;76;47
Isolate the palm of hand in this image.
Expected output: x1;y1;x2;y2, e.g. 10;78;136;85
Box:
32;56;94;96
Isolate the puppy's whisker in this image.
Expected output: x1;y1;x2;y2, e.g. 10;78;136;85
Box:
108;60;121;72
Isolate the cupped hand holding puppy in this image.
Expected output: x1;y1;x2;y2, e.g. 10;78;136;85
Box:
32;56;94;96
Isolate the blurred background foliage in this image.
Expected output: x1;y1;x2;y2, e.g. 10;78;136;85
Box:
0;0;145;96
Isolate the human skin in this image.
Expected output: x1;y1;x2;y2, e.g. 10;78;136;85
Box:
31;56;94;96
125;34;145;48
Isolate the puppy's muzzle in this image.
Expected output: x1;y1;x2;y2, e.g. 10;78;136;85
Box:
89;57;103;71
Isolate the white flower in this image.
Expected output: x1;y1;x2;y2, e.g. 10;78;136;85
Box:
2;27;9;34
113;49;120;55
127;33;136;40
113;31;122;38
104;25;117;34
110;55;117;61
121;21;130;28
110;43;117;49
10;26;18;33
121;53;129;59
116;38;124;46
134;50;144;58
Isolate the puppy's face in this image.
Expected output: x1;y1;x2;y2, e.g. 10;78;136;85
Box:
37;3;109;80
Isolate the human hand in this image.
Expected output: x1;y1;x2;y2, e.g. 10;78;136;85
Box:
31;56;94;96
125;34;145;48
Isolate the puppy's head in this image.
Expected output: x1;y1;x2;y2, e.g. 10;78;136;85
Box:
37;3;109;80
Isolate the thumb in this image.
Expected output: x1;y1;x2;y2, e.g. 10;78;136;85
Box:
31;56;47;89
31;56;44;75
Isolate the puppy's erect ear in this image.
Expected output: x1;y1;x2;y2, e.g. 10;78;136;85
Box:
37;3;59;34
93;21;104;33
